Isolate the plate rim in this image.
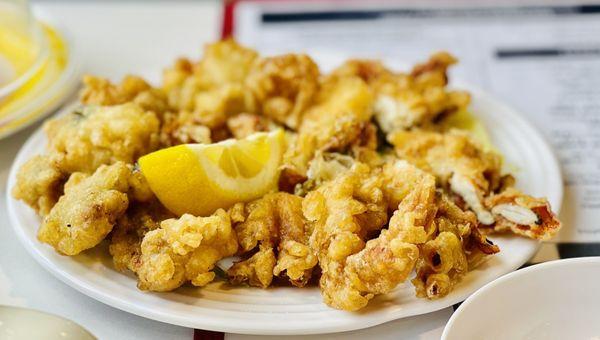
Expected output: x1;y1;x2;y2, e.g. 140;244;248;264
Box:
6;85;562;335
441;257;600;340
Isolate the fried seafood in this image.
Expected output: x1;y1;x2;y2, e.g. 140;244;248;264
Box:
272;193;317;287
412;194;499;299
303;163;390;310
44;103;161;173
38;162;133;255
281;77;375;185
246;54;319;129
390;129;561;240
228;192;316;288
80;75;169;117
12;41;563;311
389;129;503;224
485;187;561;240
109;200;173;272
12;155;67;216
162;40;257;130
135;209;238;291
331;53;470;133
337;162;437;310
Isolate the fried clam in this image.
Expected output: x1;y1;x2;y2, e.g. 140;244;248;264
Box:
227;192;317;288
280;76;376;190
44;103;161;173
338;162;438;311
389;129;503;225
135;209;238;292
484;187;561;241
245;54;320;129
37;162;151;255
80;75;169;118
12;154;67;216
412;194;499;299
331;53;470;134
162;40;257;130
109;200;174;272
390;129;561;240
13;103;161;215
303;162;394;311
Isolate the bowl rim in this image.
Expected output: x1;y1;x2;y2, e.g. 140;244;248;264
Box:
442;256;600;340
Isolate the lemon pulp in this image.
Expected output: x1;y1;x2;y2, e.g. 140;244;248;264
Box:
139;130;285;216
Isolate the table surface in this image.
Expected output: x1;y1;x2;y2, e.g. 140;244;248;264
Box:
0;1;586;339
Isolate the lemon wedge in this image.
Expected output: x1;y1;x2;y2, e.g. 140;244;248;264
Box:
139;129;285;216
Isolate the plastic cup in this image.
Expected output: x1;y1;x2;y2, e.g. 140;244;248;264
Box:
0;0;49;100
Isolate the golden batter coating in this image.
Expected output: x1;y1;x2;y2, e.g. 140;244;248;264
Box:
136;209;238;291
162;40;258;130
246;54;319;129
12;41;563;310
44;104;161;173
272;193;317;287
281;76;375;185
303;163;390;310
485;187;561;240
412;194;499;299
80;75;169;117
390;129;502;225
226;113;278;140
109;200;173;272
12;155;67;216
38;162;132;255
228;192;316;288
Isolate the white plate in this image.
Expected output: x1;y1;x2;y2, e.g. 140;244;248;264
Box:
0;305;95;340
6;87;563;335
442;257;600;340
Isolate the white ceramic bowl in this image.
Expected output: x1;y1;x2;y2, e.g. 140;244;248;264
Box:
443;257;600;340
0;305;95;339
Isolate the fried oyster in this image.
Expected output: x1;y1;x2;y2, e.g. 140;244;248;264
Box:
12;39;562;312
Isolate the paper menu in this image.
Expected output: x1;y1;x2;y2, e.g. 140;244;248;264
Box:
233;1;600;242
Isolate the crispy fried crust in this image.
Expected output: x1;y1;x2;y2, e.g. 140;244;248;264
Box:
80;75;169;117
228;192;317;288
485;187;561;240
12;42;562;311
109;200;173;272
246;54;319;129
135;209;238;291
38;162;132;255
12;155;67;216
44;104;161;173
303;163;389;310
